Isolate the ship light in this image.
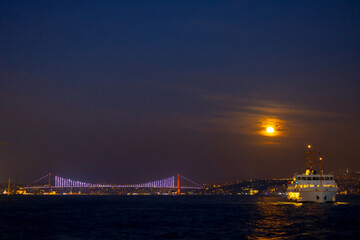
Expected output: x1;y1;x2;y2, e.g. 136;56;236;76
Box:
288;192;300;200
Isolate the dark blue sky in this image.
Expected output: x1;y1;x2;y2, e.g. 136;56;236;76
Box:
1;1;360;183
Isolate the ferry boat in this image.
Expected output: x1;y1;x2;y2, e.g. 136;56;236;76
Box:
287;145;338;203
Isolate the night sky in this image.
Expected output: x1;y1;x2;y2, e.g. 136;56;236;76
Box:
1;1;360;184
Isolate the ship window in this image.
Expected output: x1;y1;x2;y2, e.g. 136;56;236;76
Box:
325;177;329;180
307;177;312;180
330;177;333;180
302;177;306;180
297;177;301;180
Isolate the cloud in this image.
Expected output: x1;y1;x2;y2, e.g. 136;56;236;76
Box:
157;82;341;145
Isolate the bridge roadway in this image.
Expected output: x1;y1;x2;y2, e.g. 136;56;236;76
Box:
25;186;202;189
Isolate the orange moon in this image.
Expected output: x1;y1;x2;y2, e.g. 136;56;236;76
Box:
266;126;275;133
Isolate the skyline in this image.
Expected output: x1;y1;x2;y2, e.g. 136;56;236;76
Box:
1;1;360;183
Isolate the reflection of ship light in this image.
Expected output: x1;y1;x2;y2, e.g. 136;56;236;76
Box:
288;192;300;200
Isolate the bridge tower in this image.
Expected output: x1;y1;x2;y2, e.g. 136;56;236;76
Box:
48;172;51;193
177;173;180;195
7;177;11;195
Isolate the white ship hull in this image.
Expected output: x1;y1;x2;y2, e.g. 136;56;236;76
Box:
299;189;337;203
287;186;337;203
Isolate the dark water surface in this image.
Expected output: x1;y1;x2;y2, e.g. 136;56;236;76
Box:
0;195;359;239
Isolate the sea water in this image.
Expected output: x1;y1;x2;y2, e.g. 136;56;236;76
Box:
0;195;359;239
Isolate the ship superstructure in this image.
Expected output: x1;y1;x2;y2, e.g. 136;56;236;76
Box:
287;145;337;203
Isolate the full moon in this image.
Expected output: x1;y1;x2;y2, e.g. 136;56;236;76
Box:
266;127;275;133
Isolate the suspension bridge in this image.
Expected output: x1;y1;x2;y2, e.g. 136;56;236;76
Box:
25;173;203;194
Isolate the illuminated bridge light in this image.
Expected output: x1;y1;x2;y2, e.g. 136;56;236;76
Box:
27;174;203;190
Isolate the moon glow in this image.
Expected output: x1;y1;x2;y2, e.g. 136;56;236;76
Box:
266;126;275;133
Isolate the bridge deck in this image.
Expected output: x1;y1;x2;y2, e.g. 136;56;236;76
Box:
25;186;202;189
